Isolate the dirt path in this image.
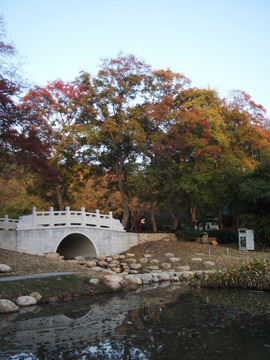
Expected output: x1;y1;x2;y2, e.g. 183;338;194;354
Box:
0;272;75;282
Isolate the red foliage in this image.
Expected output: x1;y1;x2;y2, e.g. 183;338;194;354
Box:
225;90;266;125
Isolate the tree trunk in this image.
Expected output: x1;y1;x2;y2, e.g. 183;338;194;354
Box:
56;184;64;210
167;193;178;230
115;155;129;229
149;185;157;232
217;207;223;230
234;213;239;230
189;203;197;229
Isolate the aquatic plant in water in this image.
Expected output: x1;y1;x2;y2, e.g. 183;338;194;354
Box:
200;258;270;290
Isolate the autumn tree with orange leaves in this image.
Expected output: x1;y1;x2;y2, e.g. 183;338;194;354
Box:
137;68;190;231
19;80;90;210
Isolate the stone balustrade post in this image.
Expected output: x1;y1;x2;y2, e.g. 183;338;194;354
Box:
65;206;70;226
109;211;113;229
4;214;9;230
32;207;36;228
96;209;100;228
49;207;54;227
81;207;86;226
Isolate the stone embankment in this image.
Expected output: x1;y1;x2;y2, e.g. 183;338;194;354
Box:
0;249;216;313
46;251;215;290
45;250;215;279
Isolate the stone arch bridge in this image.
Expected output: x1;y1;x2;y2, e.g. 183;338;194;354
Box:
0;207;138;258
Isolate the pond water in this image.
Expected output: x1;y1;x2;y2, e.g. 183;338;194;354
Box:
0;284;270;360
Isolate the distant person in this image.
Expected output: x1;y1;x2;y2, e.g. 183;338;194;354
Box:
137;217;142;233
141;216;146;233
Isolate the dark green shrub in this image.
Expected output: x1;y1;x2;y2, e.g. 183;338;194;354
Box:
176;229;238;243
176;230;201;242
208;230;238;244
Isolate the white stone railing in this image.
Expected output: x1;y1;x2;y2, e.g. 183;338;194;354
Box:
0;216;19;230
1;207;124;232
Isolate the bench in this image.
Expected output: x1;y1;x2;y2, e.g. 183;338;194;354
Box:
196;237;218;245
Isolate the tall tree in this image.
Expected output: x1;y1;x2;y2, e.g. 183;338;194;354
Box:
224;91;270;164
162;88;227;228
234;159;270;246
140;69;190;230
0;17;24;168
18;80;88;210
221;92;270;227
78;54;151;228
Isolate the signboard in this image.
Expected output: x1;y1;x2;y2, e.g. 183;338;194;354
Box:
238;229;254;250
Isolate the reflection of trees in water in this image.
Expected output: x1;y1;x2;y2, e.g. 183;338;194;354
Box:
93;289;270;360
63;307;92;319
1;288;270;360
116;303;165;335
192;287;270;316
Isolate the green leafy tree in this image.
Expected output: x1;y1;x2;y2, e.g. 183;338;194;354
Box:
235;159;270;246
166;89;227;228
0;164;50;218
78;54;151;228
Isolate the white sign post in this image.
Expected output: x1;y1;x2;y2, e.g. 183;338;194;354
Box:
238;229;254;250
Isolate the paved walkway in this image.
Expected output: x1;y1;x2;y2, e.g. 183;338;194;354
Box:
0;272;75;282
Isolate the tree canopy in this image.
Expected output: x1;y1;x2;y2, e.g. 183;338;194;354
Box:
1;36;270;245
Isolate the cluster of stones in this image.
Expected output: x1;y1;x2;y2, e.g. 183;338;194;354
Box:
0;263;43;313
92;268;216;293
62;252;216;276
61;252;216;291
0;292;43;313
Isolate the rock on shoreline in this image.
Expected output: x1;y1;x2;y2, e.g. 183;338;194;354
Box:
0;292;42;314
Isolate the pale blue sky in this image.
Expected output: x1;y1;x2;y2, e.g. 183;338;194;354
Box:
1;0;270;115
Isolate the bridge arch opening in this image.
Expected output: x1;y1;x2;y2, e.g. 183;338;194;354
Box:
56;233;97;259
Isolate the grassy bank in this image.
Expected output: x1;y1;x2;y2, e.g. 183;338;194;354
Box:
0;249;97;277
0;275;94;302
0;248;100;302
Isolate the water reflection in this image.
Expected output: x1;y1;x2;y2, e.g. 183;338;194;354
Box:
1;285;270;359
